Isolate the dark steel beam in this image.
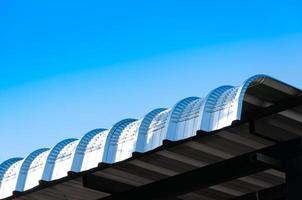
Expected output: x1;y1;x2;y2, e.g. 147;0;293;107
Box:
98;137;299;200
82;173;134;194
229;183;286;200
285;155;302;200
243;95;302;122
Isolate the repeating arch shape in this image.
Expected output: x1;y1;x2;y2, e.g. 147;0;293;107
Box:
166;97;203;141
71;128;108;172
16;148;50;192
42;138;78;181
0;74;300;199
142;108;171;152
0;158;23;199
103;119;138;163
136;108;167;152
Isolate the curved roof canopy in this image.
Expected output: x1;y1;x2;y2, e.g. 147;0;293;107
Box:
103;119;137;163
16;148;50;192
136;108;167;152
0;74;301;199
0;158;23;199
167;97;202;141
42;138;78;181
72;128;107;172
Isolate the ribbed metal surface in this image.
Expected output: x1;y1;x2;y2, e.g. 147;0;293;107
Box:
1;74;301;200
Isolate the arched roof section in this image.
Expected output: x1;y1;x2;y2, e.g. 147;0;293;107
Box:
140;109;171;152
236;74;272;119
203;85;235;112
16;148;49;192
46;138;78;164
237;74;302;119
116;120;141;145
136;108;167;152
201;85;238;131
166;97;201;141
106;119;137;146
114;120;142;162
103;119;137;163
169;97;200;122
0;158;23;199
42;138;78;181
18;148;49;175
1;74;301;199
75;129;107;155
200;75;286;132
201;74;273;131
0;158;23;184
71;128;107;172
138;108;167;136
178;98;204;122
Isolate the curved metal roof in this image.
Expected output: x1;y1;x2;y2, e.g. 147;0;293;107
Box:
144;108;171;151
203;85;234;112
42;138;78;181
136;108;167;152
71;128;107;172
1;74;301;199
0;158;24;199
16;148;49;192
138;108;167;136
169;97;200;121
167;97;201;141
0;158;23;184
76;129;107;154
103;119;137;163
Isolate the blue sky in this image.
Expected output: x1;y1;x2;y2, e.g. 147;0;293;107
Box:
0;0;301;162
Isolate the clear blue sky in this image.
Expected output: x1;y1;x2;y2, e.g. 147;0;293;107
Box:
0;0;302;162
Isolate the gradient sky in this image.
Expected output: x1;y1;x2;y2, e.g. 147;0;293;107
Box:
0;0;302;162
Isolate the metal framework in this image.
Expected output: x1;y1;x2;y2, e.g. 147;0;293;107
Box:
1;74;302;200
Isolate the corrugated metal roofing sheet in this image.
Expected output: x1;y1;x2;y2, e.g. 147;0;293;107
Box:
0;74;301;199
